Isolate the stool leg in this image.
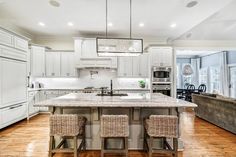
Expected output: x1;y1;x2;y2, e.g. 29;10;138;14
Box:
83;126;86;151
143;129;146;152
74;136;78;157
125;137;128;157
101;138;104;157
173;138;178;157
148;137;153;157
48;136;53;157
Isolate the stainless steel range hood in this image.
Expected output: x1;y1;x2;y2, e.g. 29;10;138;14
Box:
96;37;143;57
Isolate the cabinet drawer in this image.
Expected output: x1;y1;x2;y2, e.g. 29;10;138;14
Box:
14;36;28;51
0;29;14;47
28;91;35;97
59;90;71;95
45;90;59;95
0;46;27;61
0;103;26;128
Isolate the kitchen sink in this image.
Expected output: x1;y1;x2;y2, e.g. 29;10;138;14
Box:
96;93;128;96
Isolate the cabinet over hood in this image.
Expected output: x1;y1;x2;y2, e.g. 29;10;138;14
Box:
74;38;117;69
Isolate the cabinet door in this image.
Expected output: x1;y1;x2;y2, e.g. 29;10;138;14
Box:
0;29;14;47
118;57;132;77
139;54;149;77
81;39;97;58
0;103;26;129
14;36;28;52
31;46;45;77
28;95;35;115
61;52;76;77
46;52;60;77
150;47;172;67
132;57;140;77
1;58;27;108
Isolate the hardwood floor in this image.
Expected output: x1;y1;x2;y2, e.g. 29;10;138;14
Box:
0;111;236;157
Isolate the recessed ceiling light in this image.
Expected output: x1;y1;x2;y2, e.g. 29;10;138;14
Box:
139;23;144;27
108;22;113;27
38;22;45;26
67;22;74;26
186;1;198;8
170;23;177;28
49;0;60;7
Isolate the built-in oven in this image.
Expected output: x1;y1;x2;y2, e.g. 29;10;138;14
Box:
152;66;171;82
152;84;171;96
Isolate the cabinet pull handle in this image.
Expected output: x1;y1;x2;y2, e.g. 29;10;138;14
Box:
9;104;23;110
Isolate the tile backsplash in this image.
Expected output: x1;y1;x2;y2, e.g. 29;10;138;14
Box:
32;69;149;89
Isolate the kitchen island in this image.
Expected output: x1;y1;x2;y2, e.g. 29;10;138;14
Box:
35;93;197;150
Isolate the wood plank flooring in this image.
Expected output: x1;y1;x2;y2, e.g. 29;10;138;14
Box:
0;110;236;157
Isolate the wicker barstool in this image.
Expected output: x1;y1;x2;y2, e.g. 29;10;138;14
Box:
100;115;129;157
144;115;178;157
49;114;87;157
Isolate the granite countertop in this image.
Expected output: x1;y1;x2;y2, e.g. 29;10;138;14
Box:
28;88;150;92
35;93;197;108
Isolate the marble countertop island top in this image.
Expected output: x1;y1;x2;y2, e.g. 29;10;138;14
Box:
35;93;197;108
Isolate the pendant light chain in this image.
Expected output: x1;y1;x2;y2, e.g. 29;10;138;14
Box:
106;0;108;38
130;0;132;39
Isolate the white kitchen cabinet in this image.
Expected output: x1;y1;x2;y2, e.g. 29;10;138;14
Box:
118;57;133;77
75;38;118;69
61;52;76;77
0;28;29;52
132;57;140;77
118;54;149;78
28;91;39;117
80;39;97;58
150;47;173;67
0;29;14;47
0;58;27;108
46;51;61;77
30;46;46;77
139;54;149;77
0;103;27;129
14;36;28;52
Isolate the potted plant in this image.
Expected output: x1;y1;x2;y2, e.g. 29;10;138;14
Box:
138;80;146;88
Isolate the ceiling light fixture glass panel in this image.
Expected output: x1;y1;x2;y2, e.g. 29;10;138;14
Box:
97;37;143;57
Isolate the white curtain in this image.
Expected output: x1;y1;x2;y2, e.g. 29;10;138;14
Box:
190;58;200;87
219;51;229;96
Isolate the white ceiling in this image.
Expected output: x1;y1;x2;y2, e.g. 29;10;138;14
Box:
0;0;234;40
178;0;236;40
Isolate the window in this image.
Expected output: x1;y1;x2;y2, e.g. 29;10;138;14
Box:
199;67;208;91
209;66;221;93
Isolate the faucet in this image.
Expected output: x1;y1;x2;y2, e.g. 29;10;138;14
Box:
110;79;113;96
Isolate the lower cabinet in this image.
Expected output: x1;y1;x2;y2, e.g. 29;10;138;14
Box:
0;103;27;129
28;91;40;117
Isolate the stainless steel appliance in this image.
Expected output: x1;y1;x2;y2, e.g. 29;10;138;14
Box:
152;84;171;96
152;66;171;82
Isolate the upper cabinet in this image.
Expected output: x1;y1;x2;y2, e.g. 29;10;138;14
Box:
80;39;97;58
0;29;14;47
74;38;117;69
0;27;29;52
60;52;76;77
30;46;46;77
46;51;60;77
149;47;173;67
118;57;133;77
118;54;149;78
